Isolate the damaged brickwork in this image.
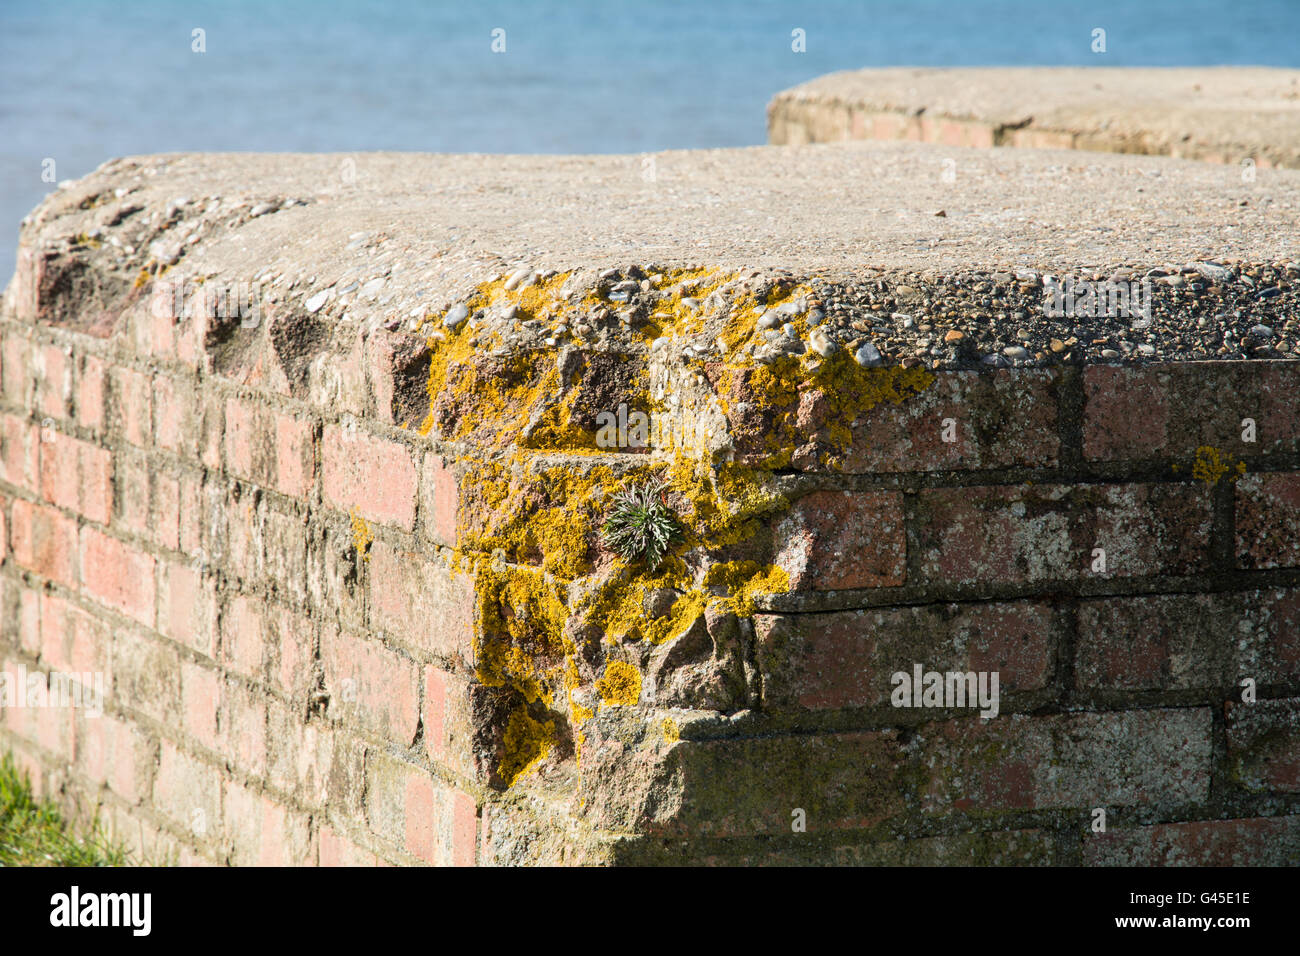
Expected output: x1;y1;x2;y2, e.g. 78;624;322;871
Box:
1;152;1299;866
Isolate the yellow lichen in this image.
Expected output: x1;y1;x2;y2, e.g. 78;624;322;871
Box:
349;508;373;560
1191;446;1247;488
420;268;930;789
596;660;642;706
661;717;680;743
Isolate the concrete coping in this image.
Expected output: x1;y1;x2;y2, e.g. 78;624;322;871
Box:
767;67;1300;170
4;146;1299;371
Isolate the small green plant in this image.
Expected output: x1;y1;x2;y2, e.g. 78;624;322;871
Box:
602;479;683;571
0;752;137;866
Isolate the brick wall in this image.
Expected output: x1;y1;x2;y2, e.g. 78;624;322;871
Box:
2;241;1299;865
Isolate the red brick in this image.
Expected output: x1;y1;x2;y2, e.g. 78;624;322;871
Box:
0;497;6;564
0;413;39;494
218;678;267;777
223;395;262;482
10;499;78;587
915;482;1212;587
1;333;31;406
756;601;1053;711
153;375;184;453
269;604;314;699
368;541;475;661
223;783;313;866
363;751;471;865
110;628;181;724
220;594;265;679
321;624;419;746
919;708;1211;813
1226;698;1300;793
40;430;112;525
74;713;148;803
319;824;378;866
159;560;218;657
322;425;416;529
178;469;204;555
419;453;458;546
451;791;476;867
80;527;155;625
265;699;330;806
152;472;180;550
153;740;220;837
275;413;315;498
181;660;220;750
77;354;106;433
774;490;905;590
1084;815;1300;866
843;369;1060;472
1236;472;1300;569
1077;590;1300;691
110;366;153;448
1084;362;1300;462
36;343;72;420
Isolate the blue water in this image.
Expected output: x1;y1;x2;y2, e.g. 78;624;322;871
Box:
3;0;1299;281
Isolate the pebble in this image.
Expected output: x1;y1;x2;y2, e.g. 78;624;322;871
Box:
1248;324;1275;339
1137;343;1156;356
504;268;533;291
1049;338;1066;353
1003;345;1030;359
756;310;781;330
808;328;837;358
445;303;470;329
854;342;884;367
944;330;964;343
249;202;277;218
1101;349;1120;358
304;289;332;313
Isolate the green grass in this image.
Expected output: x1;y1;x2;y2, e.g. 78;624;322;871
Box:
0;752;135;866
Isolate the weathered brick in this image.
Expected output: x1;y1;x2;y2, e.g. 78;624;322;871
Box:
1;332;31;406
224;395;269;484
1084;815;1300;865
10;498;78;587
153;740;220;837
322;425;416;529
915;482;1212;587
181;659;220;750
265;698;331;807
220;593;265;680
35;343;72;420
368;541;475;661
920;708;1211;812
111;628;181;725
274;413;315;498
41;431;112;525
1077;590;1300;691
74;711;151;803
109;365;152;448
0;413;39;494
363;750;474;865
844;368;1060;472
1084;361;1300;462
774;490;906;590
419;452;458;547
756;600;1053;711
1226;698;1300;793
80;527;155;626
219;677;267;778
1236;472;1300;569
77;354;106;433
158;560;218;657
581;727;907;837
318;823;378;866
223;782;313;865
321;624;419;746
